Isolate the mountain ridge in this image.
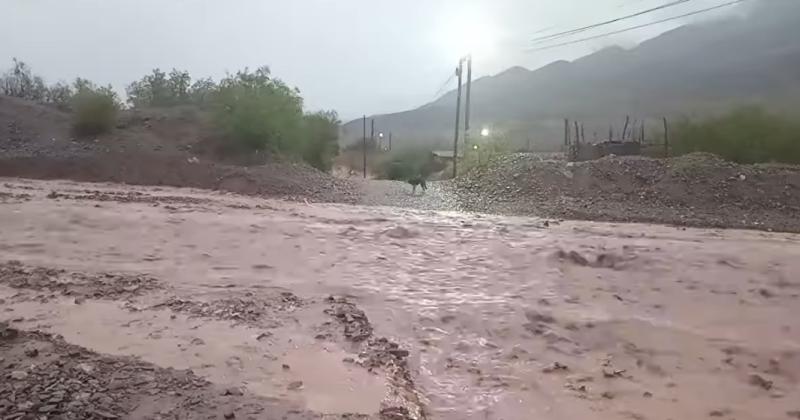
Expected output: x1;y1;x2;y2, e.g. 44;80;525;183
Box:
341;0;800;150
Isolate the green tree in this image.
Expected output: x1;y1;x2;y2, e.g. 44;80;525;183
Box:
300;111;340;171
671;106;800;164
71;79;121;136
212;66;304;154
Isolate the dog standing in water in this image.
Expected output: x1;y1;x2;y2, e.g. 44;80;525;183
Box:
407;175;428;195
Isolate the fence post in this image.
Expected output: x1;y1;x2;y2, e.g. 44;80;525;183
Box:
663;117;669;157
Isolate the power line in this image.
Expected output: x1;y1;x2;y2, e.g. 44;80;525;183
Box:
531;0;695;44
527;0;750;52
428;72;457;103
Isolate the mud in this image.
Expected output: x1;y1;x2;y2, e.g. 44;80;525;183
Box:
154;292;303;327
2;178;800;419
324;297;424;420
0;323;320;420
0;261;161;301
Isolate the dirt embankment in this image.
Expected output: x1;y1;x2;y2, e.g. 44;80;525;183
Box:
455;152;800;232
0;95;357;203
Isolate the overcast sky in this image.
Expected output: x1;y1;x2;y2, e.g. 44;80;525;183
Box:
2;0;749;120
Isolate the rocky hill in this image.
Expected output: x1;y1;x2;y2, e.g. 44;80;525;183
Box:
342;0;800;150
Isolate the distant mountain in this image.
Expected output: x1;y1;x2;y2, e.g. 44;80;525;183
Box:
341;0;800;151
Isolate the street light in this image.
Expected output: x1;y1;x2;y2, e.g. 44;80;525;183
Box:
480;128;490;137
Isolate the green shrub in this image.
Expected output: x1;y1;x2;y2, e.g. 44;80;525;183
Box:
71;83;120;136
126;68;196;108
212;67;304;153
671;106;800;164
300;111;340;171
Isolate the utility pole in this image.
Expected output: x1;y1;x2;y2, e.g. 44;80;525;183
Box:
388;132;392;151
452;58;464;179
463;55;473;152
663;117;669;157
370;119;375;148
362;115;367;179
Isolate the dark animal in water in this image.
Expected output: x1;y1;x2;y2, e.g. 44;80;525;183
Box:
407;176;428;195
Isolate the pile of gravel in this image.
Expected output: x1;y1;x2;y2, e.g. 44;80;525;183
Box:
455;152;800;232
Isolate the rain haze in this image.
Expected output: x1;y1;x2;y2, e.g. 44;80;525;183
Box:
3;1;800;420
1;0;746;119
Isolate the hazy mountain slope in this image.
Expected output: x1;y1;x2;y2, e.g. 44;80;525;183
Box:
341;1;800;150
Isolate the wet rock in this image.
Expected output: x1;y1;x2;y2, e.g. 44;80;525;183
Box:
709;408;732;417
380;406;413;420
759;288;775;298
24;347;39;357
525;310;556;324
91;409;119;419
38;404;57;413
324;297;373;342
556;249;589;266
10;370;28;380
287;381;303;390
78;363;95;374
384;226;417;239
542;362;569;373
0;322;19;340
281;364;290;370
389;349;410;358
595;253;623;269
224;411;236;419
222;387;243;396
748;373;773;390
603;368;626;378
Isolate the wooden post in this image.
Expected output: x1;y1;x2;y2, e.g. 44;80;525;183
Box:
621;115;630;141
581;124;585;144
574;121;580;146
452;59;463;179
564;119;570;150
640;123;645;144
663;117;669;157
362;115;367;178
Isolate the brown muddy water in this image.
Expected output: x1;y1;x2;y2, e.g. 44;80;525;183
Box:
2;178;800;420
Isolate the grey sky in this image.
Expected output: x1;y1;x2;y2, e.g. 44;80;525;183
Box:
2;0;746;120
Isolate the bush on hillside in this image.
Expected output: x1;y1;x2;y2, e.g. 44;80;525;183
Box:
0;59;47;102
212;66;304;154
301;111;340;171
126;68;197;108
671;106;800;164
71;80;121;136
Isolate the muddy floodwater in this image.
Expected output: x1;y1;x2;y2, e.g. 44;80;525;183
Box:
2;178;800;420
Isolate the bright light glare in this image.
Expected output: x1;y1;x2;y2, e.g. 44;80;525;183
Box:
438;12;497;59
480;128;490;137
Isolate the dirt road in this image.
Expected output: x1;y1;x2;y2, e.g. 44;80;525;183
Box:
2;178;800;420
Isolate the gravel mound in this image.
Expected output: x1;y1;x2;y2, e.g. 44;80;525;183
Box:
455;153;800;232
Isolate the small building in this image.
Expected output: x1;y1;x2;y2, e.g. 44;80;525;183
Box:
574;141;641;161
431;150;463;164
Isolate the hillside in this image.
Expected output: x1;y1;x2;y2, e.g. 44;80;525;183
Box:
0;95;357;202
341;0;800;150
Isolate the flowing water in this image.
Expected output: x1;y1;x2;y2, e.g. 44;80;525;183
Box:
2;178;800;419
